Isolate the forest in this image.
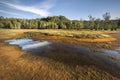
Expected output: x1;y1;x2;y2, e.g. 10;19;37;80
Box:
0;12;120;30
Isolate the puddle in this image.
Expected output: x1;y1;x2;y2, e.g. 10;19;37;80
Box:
106;49;120;57
100;49;120;60
4;39;120;63
5;38;120;58
5;38;92;56
4;38;120;76
5;39;51;50
116;47;120;52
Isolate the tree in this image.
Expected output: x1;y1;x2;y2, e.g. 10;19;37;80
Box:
12;20;21;29
65;21;72;29
0;22;4;28
118;19;120;29
79;20;84;29
0;14;119;30
88;15;95;30
110;20;118;30
0;16;4;21
103;12;111;21
103;12;111;30
0;16;4;28
94;18;101;30
58;22;66;29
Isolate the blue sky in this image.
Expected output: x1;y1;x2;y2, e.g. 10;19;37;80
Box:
0;0;120;20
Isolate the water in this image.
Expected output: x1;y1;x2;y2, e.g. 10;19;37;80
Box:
5;38;92;55
5;39;51;50
4;38;120;78
99;49;120;61
103;49;120;58
5;38;120;59
116;47;120;52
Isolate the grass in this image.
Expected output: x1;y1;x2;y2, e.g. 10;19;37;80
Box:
0;29;120;80
0;43;119;80
39;30;110;38
0;29;115;37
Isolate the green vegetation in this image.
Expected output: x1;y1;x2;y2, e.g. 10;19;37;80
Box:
39;30;110;39
0;12;120;30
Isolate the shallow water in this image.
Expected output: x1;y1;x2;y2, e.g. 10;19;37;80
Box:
4;38;120;77
116;47;120;52
5;38;120;56
5;38;120;59
5;39;51;50
101;49;120;59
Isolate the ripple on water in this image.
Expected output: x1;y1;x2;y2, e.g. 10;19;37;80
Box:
100;49;120;60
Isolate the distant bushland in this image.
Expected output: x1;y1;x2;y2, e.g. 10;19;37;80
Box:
0;12;120;30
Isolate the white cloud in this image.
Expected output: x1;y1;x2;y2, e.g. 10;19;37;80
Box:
0;0;20;3
0;10;20;16
0;1;50;17
37;0;56;10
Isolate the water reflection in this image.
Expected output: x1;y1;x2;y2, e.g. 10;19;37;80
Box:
4;38;120;78
5;39;51;50
116;47;120;53
5;38;120;59
102;49;120;59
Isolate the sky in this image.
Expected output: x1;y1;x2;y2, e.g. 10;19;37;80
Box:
0;0;120;20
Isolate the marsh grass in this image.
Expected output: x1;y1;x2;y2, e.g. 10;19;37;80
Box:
0;42;119;80
0;29;120;80
0;29;117;42
43;31;111;39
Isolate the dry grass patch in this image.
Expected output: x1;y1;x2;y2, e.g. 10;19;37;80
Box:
0;29;120;80
0;42;119;80
0;29;117;42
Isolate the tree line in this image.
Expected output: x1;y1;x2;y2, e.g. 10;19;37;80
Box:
0;12;120;30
